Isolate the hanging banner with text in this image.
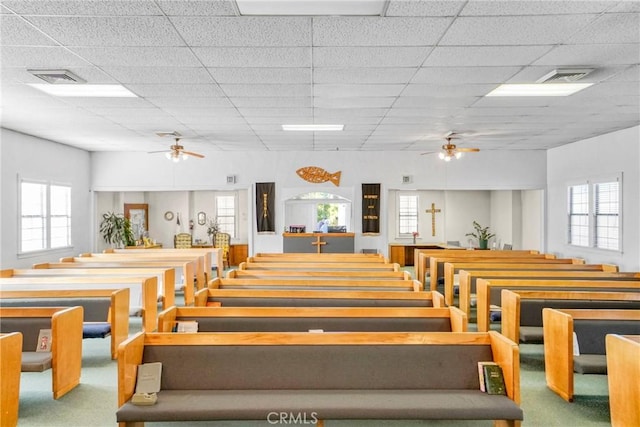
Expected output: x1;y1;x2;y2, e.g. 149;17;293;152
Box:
256;182;275;233
362;183;381;234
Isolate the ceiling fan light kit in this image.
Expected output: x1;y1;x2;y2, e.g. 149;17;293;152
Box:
150;131;204;162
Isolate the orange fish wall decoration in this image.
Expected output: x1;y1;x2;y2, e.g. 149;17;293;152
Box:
296;167;341;186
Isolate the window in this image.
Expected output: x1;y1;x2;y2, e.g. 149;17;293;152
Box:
594;181;619;250
20;180;71;252
567;177;621;251
398;194;418;236
215;195;236;238
568;184;589;246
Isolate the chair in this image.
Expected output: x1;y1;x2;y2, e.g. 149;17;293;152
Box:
214;233;231;269
174;233;192;249
502;243;513;250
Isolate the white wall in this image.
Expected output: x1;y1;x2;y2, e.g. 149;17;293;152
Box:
547;125;640;270
92;149;546;256
0;128;91;268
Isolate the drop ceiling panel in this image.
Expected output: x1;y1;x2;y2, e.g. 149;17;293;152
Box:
313;17;450;46
440;15;598;46
313;67;416;84
127;84;225;98
459;1;614;16
193;47;311;67
237;107;313;117
1;46;91;67
0;16;57;46
160;107;242;117
101;66;213;84
533;44;640;66
231;97;312;108
315;84;405;97
313;47;431;67
565;13;640;44
385;1;465;17
156;0;238;16
393;96;478;108
208;67;311;84
26;16;185;47
220;84;311;97
411;66;521;84
0;0;163;16
314;97;395;109
147;97;234;108
424;46;553;67
402;84;496;97
71;47;202;67
171;17;310;46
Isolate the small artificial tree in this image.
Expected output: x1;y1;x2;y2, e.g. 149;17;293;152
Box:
206;218;220;243
465;221;495;249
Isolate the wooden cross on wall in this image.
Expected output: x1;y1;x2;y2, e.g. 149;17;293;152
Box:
425;203;441;236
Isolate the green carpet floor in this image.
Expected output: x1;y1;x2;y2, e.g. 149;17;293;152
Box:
15;278;613;426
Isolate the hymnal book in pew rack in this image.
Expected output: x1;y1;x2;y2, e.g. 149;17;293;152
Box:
478;361;506;395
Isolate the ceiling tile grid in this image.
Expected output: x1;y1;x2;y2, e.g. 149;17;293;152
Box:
0;0;637;153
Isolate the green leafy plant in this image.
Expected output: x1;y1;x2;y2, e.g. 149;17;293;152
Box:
99;212;135;247
465;221;495;243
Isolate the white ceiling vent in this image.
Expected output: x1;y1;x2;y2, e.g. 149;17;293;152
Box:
27;69;86;84
536;68;594;83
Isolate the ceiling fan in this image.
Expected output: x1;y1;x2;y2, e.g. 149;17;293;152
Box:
149;131;205;162
421;132;480;161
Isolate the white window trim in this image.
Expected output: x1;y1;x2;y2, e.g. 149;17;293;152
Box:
397;192;419;239
18;176;73;255
566;173;622;253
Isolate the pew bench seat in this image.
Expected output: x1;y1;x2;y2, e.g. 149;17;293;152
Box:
117;331;522;427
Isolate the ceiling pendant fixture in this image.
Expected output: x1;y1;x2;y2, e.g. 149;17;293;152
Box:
148;131;205;162
422;132;480;161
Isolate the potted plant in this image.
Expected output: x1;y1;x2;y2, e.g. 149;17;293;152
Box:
465;221;495;249
99;212;135;248
206;218;220;244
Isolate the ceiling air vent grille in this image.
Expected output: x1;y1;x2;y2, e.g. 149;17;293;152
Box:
27;69;86;84
536;68;594;83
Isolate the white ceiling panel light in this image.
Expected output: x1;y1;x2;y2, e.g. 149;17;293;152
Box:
282;124;344;131
236;0;386;16
28;84;138;97
486;83;593;97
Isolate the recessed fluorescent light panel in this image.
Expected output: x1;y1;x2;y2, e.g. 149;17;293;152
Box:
237;0;386;16
282;124;344;131
486;83;593;97
28;84;138;97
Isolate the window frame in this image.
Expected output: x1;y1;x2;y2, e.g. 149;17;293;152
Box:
215;192;237;239
19;177;73;255
397;192;419;238
566;174;622;252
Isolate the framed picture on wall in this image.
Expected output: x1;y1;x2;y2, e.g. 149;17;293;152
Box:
124;203;148;240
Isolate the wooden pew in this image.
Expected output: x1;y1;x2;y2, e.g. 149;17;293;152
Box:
606;334;640;427
75;251;207;291
157;306;467;333
0;307;83;399
238;261;401;271
208;277;422;292
6;267;175;309
103;247;223;279
0;289;130;359
227;269;412;280
428;255;583;291
249;253;389;263
54;257;196;306
500;289;640;344
116;331;521;427
0;332;22;427
0;276;157;331
542;309;640;402
195;288;444;308
476;279;640;332
414;248;539;286
456;264;640;314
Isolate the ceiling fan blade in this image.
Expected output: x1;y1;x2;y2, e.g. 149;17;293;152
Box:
148;150;171;154
182;150;205;158
457;148;480;152
156;131;181;138
420;151;437;155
